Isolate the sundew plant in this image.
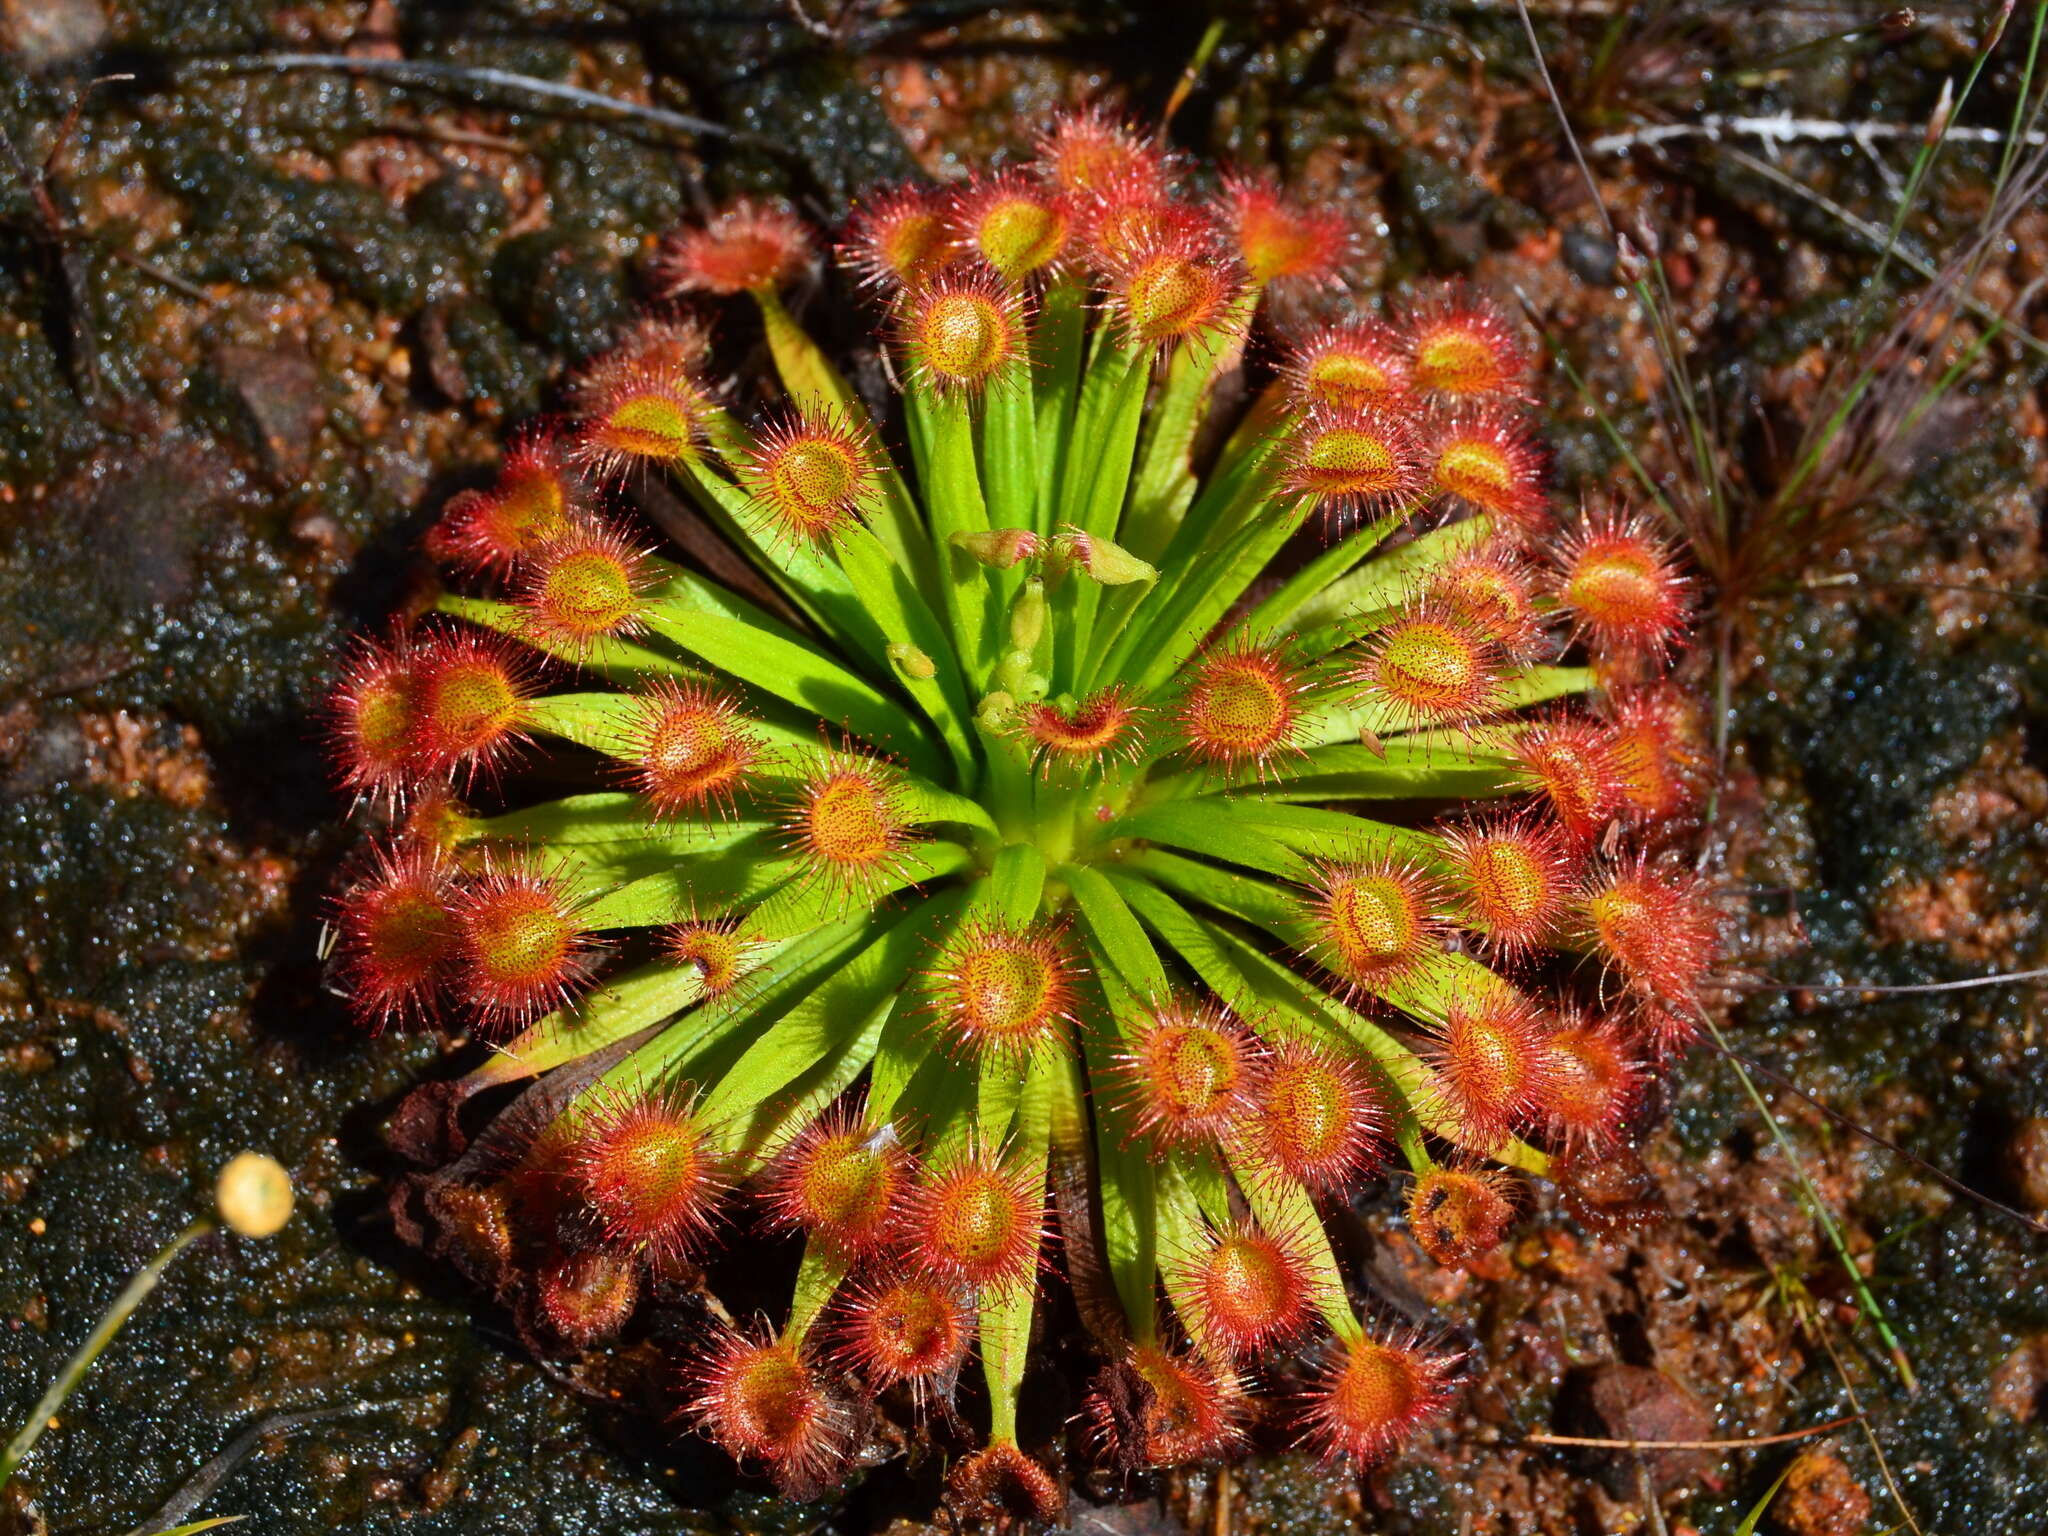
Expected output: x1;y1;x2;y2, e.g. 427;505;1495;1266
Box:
328;109;1717;1512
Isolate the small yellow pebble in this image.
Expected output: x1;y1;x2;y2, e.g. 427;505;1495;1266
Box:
215;1152;295;1238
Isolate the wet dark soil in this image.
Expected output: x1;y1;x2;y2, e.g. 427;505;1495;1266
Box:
2;3;2044;1534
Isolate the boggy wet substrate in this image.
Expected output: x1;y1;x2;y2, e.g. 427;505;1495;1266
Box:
1;3;2044;1533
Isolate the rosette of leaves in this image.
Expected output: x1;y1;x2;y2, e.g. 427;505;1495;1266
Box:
330;111;1715;1505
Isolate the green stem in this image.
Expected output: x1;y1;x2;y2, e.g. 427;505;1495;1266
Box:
3;1219;214;1491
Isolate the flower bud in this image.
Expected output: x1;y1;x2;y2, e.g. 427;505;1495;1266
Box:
888;642;937;680
976;690;1018;732
1008;577;1048;652
1925;76;1955;146
1053;529;1156;585
1614;232;1647;284
950;527;1040;569
996;651;1049;702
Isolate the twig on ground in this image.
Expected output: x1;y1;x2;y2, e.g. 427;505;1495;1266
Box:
1799;574;2048;604
1512;0;1615;238
1715;141;2048;360
1160;19;1228;137
180;54;766;147
1527;1413;1861;1450
1589;113;2046;156
128;1399;421;1536
1732;966;2048;996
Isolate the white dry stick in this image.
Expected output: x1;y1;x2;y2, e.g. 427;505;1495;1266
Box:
1587;113;2046;156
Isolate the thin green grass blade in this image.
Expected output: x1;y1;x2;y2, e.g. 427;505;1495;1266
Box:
1733;1461;1800;1536
1;1218;213;1492
1703;1015;1917;1393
